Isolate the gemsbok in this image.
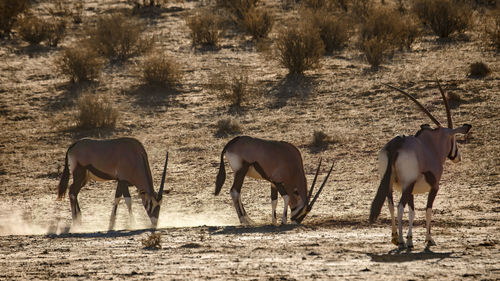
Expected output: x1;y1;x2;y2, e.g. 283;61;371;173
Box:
57;137;168;229
215;136;333;225
370;80;472;249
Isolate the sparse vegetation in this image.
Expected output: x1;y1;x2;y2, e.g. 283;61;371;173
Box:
187;10;223;47
302;9;350;53
141;232;162;249
469;62;491;77
241;7;274;40
413;0;472;38
0;0;30;37
45;17;67;47
486;8;500;50
76;93;118;129
210;73;250;108
140;52;182;87
215;118;242;137
276;23;325;74
310;130;339;150
87;13;152;61
17;15;47;45
57;42;103;83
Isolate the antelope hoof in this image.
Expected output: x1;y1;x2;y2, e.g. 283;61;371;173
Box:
426;238;436;247
391;236;399;246
398;242;407;251
406;236;414;249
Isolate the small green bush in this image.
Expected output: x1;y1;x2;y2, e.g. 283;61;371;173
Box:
276;23;325;74
76;93;118;129
303;9;350;53
413;0;472;38
186;10;222;47
0;0;30;37
140;52;182;87
215;118;242;137
87;13;151;61
17;15;47;45
57;42;103;83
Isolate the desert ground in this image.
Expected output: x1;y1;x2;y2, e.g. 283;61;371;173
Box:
0;0;499;280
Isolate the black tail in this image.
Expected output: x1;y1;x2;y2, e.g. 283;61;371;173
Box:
369;136;404;223
215;136;241;195
57;149;71;200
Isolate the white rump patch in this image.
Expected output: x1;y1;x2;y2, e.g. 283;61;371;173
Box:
378;149;389;178
394;150;419;192
226;152;243;172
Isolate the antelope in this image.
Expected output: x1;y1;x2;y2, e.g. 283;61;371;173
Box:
215;136;334;225
370;80;472;249
57;137;168;229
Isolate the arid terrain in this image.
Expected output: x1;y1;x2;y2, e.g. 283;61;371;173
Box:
0;0;499;280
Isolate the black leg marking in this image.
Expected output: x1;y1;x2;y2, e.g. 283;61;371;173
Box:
426;188;438;209
408;194;415;212
399;182;415;208
423;172;437;189
275;183;287;197
271;186;278;201
252;162;270;181
231;163;250;219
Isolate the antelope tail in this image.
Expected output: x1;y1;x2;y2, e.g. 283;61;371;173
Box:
57;149;70;200
215;136;241;195
369;136;403;223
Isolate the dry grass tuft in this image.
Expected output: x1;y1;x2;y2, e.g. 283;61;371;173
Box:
209;73;250;108
310;130;340;151
302;9;350;53
87;13;152;61
486;8;500;50
276;23;324;74
240;7;274;40
412;0;472;38
187;10;223;47
75;93;118;129
45;17;67;47
215;118;242;137
469;62;491;78
0;0;30;37
141;232;162;249
56;42;103;83
140;52;182;88
16;15;47;45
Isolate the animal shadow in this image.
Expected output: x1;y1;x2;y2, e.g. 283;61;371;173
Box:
367;249;455;263
208;224;298;235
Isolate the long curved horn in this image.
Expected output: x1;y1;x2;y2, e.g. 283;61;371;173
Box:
307;162;334;212
436;79;453;129
308;158;322;202
382;83;442;127
157;152;168;202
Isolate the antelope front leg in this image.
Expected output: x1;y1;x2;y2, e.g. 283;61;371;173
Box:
108;197;121;230
271;185;278;225
281;195;289;225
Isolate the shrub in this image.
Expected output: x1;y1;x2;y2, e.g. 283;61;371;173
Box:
413;0;472;38
17;15;47;45
241;7;274;40
76;93;118;129
486;8;500;50
276;23;325;74
361;38;388;67
217;0;259;21
140;52;182;87
215;118;242;137
45;17;67;47
0;0;30;37
310;130;339;149
303;10;350;53
141;232;161;249
469;62;491;77
57;42;103;83
186;10;222;47
87;13;151;61
209;73;250;108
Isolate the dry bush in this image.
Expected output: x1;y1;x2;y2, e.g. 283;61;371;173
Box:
361;38;388;67
0;0;30;37
469;62;491;77
413;0;472;38
209;73;250;108
276;23;325;74
57;42;103;83
45;17;67;47
241;7;274;40
215;118;242;137
302;9;350;53
17;15;47;45
310;130;340;149
486;8;500;50
140;52;182;87
76;93;118;129
218;0;259;21
141;232;162;249
87;13;152;61
186;10;222;47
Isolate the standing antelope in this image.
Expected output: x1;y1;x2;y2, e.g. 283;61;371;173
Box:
57;137;168;229
370;80;472;249
215;136;333;225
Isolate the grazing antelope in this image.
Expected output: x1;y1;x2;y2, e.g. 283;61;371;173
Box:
215;136;333;225
57;137;168;229
370;80;472;249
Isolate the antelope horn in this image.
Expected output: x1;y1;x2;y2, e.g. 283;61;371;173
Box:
436;79;453;129
157;152;168;202
307;162;334;212
382;83;442;127
307;157;322;202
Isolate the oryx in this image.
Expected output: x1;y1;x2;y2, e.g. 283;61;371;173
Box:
370;80;472;249
215;136;333;225
57;137;168;229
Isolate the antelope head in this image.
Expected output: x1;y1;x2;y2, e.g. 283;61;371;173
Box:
291;159;334;224
140;152;168;228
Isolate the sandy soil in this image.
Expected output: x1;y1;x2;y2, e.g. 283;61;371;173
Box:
0;0;499;280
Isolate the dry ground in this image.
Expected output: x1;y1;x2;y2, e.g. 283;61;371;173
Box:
0;0;499;280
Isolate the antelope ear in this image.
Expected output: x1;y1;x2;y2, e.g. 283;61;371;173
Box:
452;124;472;135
